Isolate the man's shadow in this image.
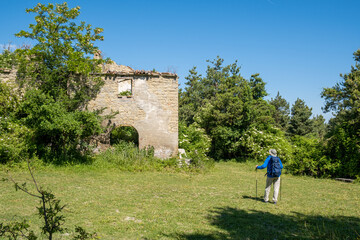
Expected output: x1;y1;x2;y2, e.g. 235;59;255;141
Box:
242;195;263;202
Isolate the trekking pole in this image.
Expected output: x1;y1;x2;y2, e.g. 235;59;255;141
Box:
280;175;282;201
255;168;258;199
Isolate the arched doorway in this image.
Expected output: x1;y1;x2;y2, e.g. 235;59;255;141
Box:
110;126;139;147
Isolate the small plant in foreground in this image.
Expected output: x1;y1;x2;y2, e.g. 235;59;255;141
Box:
1;159;96;240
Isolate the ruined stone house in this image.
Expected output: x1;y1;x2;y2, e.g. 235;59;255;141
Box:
0;60;179;159
88;60;179;159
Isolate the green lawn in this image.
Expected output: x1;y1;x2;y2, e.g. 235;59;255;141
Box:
1;162;360;239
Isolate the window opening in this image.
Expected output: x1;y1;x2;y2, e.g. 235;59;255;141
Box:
118;78;132;97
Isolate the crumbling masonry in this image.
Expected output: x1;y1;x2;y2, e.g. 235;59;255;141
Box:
0;61;179;159
88;61;179;158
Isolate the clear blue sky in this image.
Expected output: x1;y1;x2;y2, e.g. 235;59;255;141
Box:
1;0;360;121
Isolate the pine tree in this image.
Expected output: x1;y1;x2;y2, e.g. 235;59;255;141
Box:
288;98;313;136
269;92;290;131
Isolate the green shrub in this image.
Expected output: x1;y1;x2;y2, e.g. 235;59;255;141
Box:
0;81;32;164
322;126;359;178
237;126;293;163
286;136;339;177
179;121;214;170
17;89;103;163
0;117;33;163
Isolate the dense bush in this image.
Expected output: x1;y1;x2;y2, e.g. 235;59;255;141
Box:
0;81;32;164
324;126;359;178
0;117;32;163
178;121;213;169
17;90;103;163
286;136;339;177
237;126;293;162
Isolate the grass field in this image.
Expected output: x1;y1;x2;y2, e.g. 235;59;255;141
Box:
1;162;360;240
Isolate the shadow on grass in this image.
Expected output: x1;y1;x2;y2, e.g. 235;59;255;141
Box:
166;207;360;240
242;195;264;202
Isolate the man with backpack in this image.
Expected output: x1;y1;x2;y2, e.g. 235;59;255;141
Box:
255;149;283;204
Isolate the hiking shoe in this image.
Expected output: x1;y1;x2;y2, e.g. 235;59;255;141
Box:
263;200;269;203
274;202;277;205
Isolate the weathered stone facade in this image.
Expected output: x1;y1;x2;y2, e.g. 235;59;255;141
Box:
0;62;179;159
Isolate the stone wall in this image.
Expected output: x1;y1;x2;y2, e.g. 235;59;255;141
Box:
0;68;17;83
87;62;179;159
0;63;179;159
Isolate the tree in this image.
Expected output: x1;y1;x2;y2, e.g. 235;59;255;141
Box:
192;57;254;159
269;92;290;131
321;49;360;178
180;57;276;160
322;49;360;127
311;115;327;139
250;73;267;100
15;2;106;110
13;2;108;162
288;98;313;136
179;67;204;125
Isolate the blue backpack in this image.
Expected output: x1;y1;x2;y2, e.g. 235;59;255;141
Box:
270;156;282;177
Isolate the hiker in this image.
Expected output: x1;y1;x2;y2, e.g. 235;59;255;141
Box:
255;149;283;204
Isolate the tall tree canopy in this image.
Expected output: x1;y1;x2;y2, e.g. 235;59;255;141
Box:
288;98;313;136
269;92;290;131
13;2;108;162
178;67;204;125
15;2;106;109
180;57;278;160
321;49;360;177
